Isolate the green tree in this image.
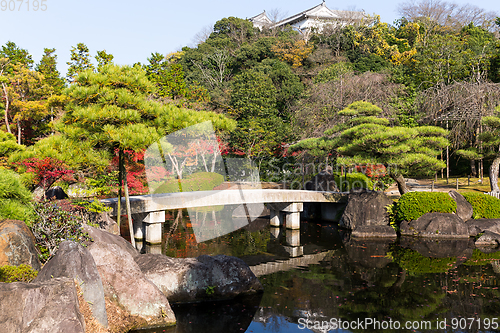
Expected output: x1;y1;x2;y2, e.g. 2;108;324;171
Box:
0;41;33;71
2;63;52;144
291;101;449;194
458;109;500;192
36;48;65;94
228;69;292;159
66;43;94;83
56;64;235;243
95;50;114;70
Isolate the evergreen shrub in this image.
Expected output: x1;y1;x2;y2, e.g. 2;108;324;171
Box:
0;168;33;221
154;172;224;194
395;191;456;222
462;192;500;219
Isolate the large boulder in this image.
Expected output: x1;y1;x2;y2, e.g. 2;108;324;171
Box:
83;224;138;259
0;277;85;333
467;219;500;237
475;230;500;247
400;212;469;238
135;253;263;304
34;241;108;327
87;236;175;327
448;191;473;221
0;219;41;271
339;189;393;230
351;225;397;238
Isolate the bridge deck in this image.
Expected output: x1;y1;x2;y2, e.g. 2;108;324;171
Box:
101;189;348;217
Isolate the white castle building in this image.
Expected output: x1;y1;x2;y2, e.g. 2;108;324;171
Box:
249;1;364;36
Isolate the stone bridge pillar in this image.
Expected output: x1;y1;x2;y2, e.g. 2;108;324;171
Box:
142;211;165;244
268;203;303;229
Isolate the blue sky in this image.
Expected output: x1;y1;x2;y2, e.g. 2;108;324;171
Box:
0;0;499;76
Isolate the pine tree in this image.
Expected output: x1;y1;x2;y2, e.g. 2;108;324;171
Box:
291;101;449;194
56;63;235;243
36;48;65;94
66;43;95;83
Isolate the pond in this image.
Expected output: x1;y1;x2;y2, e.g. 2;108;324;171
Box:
130;207;500;333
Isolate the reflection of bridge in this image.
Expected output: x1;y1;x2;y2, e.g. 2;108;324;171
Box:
101;189;348;244
250;250;335;277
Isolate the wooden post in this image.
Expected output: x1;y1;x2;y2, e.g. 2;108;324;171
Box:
456;178;458;191
431;181;434;192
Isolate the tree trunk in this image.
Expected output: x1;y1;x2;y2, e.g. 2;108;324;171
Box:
119;149;135;248
390;172;410;195
2;83;11;134
470;160;477;177
490;154;500;193
17;120;21;145
123;165;135;248
117;150;123;229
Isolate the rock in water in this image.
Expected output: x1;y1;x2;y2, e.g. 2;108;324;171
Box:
400;212;469;238
135;253;263;303
339;189;393;230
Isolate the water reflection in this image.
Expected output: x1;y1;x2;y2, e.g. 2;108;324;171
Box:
131;212;500;333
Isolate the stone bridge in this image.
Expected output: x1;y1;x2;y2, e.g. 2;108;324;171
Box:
101;189;348;244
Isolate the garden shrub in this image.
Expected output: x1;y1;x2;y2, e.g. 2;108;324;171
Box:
0;264;38;283
0;168;33;221
462;192;500;219
334;172;373;191
154;172;224;194
30;201;92;263
395;191;456;222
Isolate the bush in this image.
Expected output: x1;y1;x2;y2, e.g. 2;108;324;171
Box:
0;168;33;221
30;201;92;263
334;172;373;191
462;192;500;219
0;264;38;283
395;191;456;222
154;172;224;194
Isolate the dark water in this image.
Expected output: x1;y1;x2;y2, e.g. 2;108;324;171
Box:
131;209;500;333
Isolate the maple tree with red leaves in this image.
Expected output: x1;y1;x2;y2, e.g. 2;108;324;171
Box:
20;157;74;191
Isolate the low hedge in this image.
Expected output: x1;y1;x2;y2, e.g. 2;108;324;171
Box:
462;192;500;219
395;191;456;222
154;172;224;194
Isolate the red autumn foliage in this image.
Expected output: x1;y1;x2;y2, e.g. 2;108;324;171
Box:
355;164;387;178
20;157;74;191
